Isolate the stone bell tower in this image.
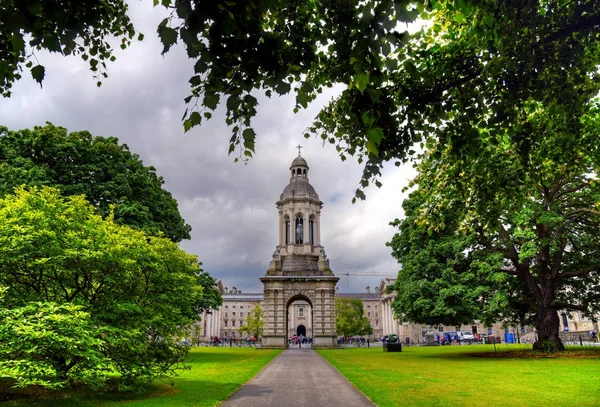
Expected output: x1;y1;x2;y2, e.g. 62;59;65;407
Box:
260;148;339;348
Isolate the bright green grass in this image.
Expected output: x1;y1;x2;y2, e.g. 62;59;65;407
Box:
317;345;600;407
0;347;282;407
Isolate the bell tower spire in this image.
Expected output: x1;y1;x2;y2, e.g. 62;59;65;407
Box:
261;149;339;349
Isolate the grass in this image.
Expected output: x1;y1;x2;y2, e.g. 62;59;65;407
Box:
317;344;600;407
0;347;282;407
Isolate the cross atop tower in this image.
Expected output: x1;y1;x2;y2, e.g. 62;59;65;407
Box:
296;143;303;155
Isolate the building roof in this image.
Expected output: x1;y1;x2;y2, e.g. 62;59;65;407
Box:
280;177;320;200
290;155;308;168
222;293;264;301
334;293;382;301
220;292;383;302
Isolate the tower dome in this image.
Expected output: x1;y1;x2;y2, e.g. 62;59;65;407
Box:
280;153;320;201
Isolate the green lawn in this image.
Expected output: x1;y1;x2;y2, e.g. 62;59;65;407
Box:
317;345;600;407
0;347;282;407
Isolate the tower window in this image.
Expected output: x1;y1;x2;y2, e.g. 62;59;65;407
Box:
285;216;290;245
309;216;314;245
295;215;304;244
299;307;304;317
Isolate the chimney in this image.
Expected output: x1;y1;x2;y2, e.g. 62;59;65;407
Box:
232;286;237;293
335;286;339;293
366;286;371;294
224;287;229;294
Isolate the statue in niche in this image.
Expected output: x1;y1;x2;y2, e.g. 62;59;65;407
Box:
272;247;280;260
320;248;327;260
296;219;303;244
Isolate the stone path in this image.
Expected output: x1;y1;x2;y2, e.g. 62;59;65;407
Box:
220;348;375;407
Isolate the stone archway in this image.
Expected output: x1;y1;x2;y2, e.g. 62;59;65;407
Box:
260;280;338;348
286;295;312;345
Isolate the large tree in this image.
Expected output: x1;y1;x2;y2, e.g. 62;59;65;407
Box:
0;187;217;389
238;304;264;339
390;101;600;351
388;192;534;330
3;2;600;197
0;123;191;242
335;298;373;337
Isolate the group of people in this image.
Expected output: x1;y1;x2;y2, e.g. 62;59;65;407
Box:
338;336;369;346
290;335;311;345
210;335;257;347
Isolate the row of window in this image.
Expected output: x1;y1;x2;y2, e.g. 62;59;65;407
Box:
285;215;315;245
224;312;246;317
224;320;244;327
224;305;245;309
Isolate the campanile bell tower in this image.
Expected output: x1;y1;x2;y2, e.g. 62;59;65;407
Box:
260;148;339;348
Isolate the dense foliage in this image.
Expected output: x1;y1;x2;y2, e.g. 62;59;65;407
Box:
335;298;373;337
0;187;216;389
238;304;264;338
4;2;600;199
388;192;534;329
389;102;600;350
0;0;137;96
0;123;191;242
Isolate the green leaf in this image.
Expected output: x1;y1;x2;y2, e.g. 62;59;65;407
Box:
355;72;370;93
189;111;201;126
11;35;25;53
31;65;45;86
157;26;178;55
242;128;256;143
366;127;384;155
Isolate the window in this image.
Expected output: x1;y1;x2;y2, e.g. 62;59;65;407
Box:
224;312;228;317
240;312;243;317
295;215;304;244
225;306;229;309
439;326;444;332
367;312;371;317
375;312;378;317
233;312;236;317
309;216;314;244
367;305;371;309
376;320;379;327
561;313;569;329
233;306;236;308
285;216;290;245
224;321;228;327
299;307;304;317
375;305;378;309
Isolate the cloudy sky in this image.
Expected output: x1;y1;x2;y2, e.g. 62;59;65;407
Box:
0;1;417;293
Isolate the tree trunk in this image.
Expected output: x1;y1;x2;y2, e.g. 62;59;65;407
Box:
532;304;564;351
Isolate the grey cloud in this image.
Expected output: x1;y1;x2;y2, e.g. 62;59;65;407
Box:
0;4;415;294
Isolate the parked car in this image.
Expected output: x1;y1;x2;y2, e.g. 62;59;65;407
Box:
461;332;476;343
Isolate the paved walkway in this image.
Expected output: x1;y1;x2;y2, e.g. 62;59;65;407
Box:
220;348;375;407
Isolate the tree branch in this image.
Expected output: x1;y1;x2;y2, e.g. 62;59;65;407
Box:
558;264;600;279
553;302;589;312
541;13;600;44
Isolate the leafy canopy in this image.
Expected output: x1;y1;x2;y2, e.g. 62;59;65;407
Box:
238;304;264;338
0;123;191;242
390;99;600;350
0;187;218;389
0;0;138;95
5;2;600;199
335;298;373;336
